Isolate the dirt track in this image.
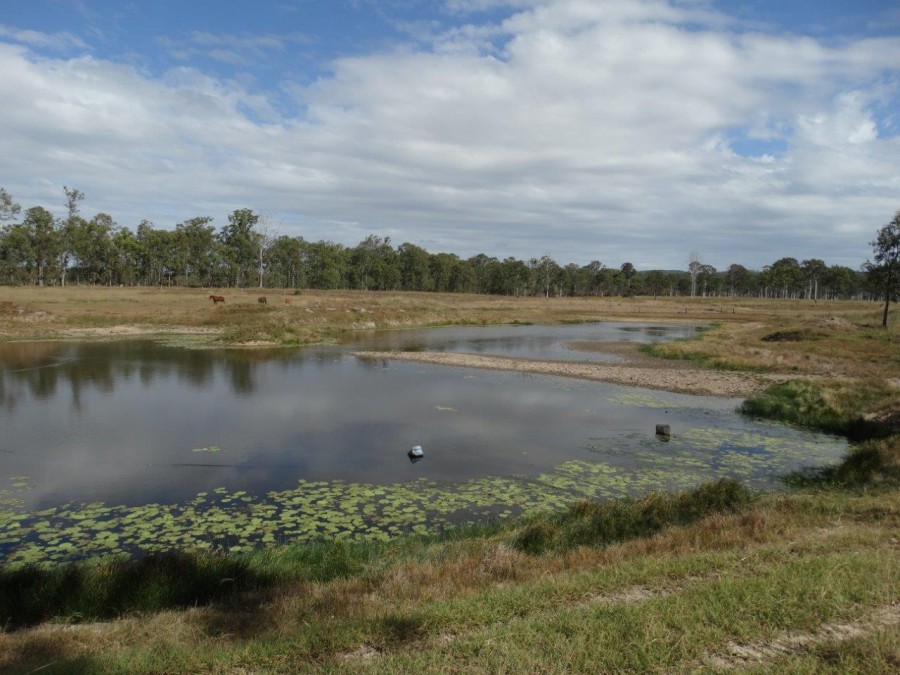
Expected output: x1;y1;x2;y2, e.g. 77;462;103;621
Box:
354;350;796;397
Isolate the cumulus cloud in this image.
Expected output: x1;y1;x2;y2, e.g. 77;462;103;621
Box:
1;0;898;269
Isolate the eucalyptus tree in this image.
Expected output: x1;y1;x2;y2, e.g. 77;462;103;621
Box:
726;264;750;297
451;260;478;293
219;208;259;287
688;253;701;297
499;257;531;296
430;252;460;293
529;255;559;297
0;187;21;222
697;264;717;297
399;242;433;292
23;206;58;286
69;213;116;284
769;257;803;298
254;214;279;288
583;260;606;296
174;216;216;286
643;270;667;298
0;222;32;284
112;227;141;285
557;262;586;296
57;186;85;286
0;188;27;283
821;265;860;300
619;262;637;296
304;240;349;289
137;220;176;286
467;253;496;294
267;235;305;288
801;258;826;301
864;211;900;327
350;235;399;291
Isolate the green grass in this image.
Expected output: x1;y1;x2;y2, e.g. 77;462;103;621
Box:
640;337;766;372
511;478;752;554
785;436;900;488
740;380;900;439
0;540;395;630
0;551;267;630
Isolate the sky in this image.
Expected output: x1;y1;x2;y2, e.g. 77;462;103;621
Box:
1;0;899;271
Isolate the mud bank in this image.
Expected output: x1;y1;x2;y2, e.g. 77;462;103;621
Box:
354;350;799;397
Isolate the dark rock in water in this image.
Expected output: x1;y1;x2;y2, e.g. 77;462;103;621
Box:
655;424;671;441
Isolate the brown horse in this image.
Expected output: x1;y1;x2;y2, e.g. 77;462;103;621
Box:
258;296;267;304
209;295;225;305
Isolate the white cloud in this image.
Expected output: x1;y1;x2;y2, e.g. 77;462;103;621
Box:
1;0;898;269
0;24;88;51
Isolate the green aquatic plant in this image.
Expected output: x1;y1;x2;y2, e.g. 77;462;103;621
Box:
0;423;847;567
606;391;687;409
9;476;31;490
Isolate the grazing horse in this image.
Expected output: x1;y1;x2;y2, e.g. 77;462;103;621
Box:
209;295;225;305
258;296;267;304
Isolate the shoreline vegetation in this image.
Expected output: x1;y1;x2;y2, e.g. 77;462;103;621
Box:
1;288;898;673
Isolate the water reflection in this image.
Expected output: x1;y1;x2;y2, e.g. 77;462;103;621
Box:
0;324;845;518
0;342;346;410
346;322;700;362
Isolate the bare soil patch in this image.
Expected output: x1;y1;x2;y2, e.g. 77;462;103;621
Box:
706;604;900;670
57;325;221;338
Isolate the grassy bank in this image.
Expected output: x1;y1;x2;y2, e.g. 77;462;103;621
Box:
741;380;900;438
0;480;749;631
0;459;896;673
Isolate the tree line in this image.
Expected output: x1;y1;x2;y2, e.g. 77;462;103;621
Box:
0;187;891;303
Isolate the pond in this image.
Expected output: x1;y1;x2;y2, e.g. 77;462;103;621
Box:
0;324;846;564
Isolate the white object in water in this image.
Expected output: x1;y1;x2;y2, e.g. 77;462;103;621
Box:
408;445;424;458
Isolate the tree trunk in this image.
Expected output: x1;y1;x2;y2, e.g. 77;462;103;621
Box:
884;269;894;328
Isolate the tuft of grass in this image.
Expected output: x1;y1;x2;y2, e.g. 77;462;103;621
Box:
740;380;900;439
785;436;900;488
510;478;753;554
244;539;385;584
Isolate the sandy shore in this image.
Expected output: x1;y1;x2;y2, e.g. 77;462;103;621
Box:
354;350;791;397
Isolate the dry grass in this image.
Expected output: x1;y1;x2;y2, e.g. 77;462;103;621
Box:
1;287;896;381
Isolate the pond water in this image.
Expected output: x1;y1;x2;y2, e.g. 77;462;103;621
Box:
343;321;703;362
0;324;847;564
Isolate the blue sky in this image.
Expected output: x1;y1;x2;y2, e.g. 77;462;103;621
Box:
1;0;899;269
